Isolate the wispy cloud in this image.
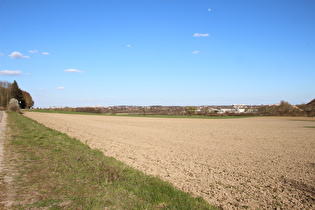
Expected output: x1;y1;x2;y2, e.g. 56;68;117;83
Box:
0;70;22;75
9;51;30;59
56;87;65;90
208;8;212;12
193;33;209;37
192;50;200;54
127;44;131;48
64;69;84;73
29;50;38;53
42;52;50;55
0;53;4;56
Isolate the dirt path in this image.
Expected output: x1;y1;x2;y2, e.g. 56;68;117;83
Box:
0;111;19;208
0;111;9;208
0;111;5;175
24;112;315;209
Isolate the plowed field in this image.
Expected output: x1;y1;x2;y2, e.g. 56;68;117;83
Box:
24;112;315;209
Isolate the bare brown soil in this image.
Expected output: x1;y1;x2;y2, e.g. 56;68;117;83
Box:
24;112;315;209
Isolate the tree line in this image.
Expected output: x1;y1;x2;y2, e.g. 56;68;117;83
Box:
257;100;315;117
43;99;315;117
0;80;34;109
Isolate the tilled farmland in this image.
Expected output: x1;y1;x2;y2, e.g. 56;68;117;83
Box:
24;112;315;209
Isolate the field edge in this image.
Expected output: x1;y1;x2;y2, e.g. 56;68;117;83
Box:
4;111;219;209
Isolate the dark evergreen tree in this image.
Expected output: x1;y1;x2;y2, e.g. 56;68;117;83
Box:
10;80;25;108
0;80;34;109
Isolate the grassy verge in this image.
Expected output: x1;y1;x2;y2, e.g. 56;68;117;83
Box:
30;109;250;119
29;109;102;116
113;114;251;119
6;111;218;209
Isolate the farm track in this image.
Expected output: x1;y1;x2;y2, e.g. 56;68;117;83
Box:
0;111;16;208
0;111;7;208
24;112;315;209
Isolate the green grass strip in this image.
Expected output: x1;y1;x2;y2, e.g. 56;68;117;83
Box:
113;114;250;119
7;111;218;209
31;109;250;119
30;109;102;115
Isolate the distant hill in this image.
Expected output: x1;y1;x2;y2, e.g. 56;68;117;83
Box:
306;98;315;107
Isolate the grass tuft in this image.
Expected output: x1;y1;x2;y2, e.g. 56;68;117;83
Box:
6;111;218;209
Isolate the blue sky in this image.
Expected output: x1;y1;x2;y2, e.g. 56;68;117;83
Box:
1;0;314;107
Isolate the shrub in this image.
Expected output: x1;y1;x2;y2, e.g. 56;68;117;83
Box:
8;98;20;112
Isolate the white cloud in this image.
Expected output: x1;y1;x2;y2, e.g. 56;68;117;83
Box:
42;52;50;55
0;70;22;75
64;69;84;73
127;44;131;48
193;33;209;37
192;50;200;54
9;51;30;59
29;50;38;53
56;87;65;90
208;8;212;12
